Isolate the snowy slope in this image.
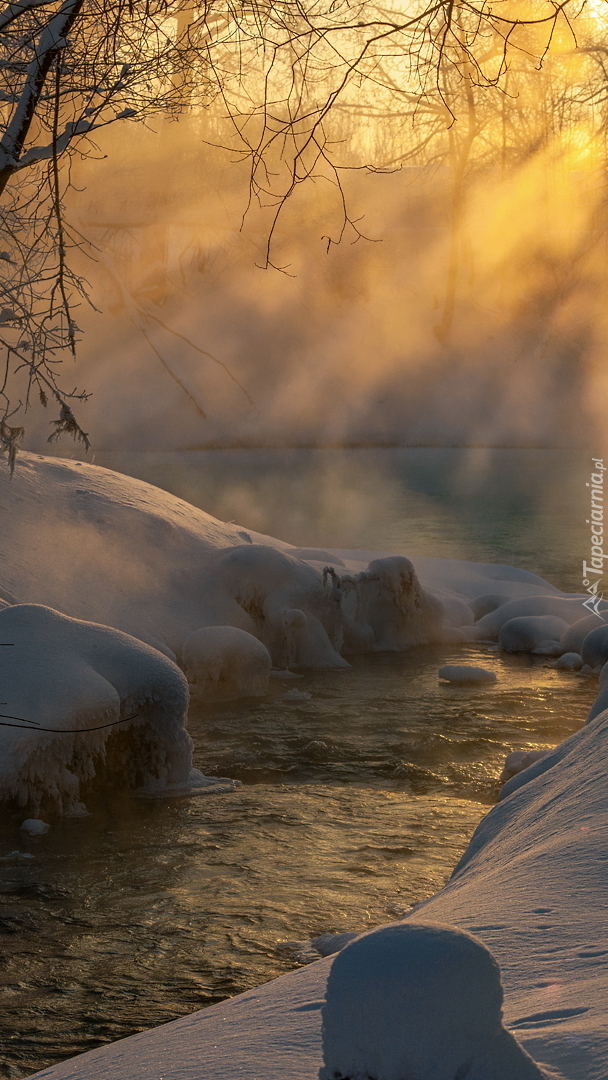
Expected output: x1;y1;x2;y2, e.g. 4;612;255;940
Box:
25;682;608;1080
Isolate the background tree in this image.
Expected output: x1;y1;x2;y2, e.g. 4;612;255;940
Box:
0;0;593;463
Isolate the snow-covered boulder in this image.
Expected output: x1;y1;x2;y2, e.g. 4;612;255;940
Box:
580;624;608;673
438;664;497;684
498;615;568;654
319;922;561;1080
182;625;272;700
197;545;348;669
439;596;475;627
469;596;595;641
340;556;443;653
0;604;234;814
552;652;583;671
560;615;604;656
499;749;547;783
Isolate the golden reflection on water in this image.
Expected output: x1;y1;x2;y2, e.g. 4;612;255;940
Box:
0;645;599;1078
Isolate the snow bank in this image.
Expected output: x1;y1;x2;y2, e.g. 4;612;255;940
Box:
27;707;608;1080
0;604;234;813
0;454;443;665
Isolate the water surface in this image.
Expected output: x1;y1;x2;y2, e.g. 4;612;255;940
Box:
0;448;597;1078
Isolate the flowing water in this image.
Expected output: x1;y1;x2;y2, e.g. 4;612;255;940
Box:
0;448;599;1078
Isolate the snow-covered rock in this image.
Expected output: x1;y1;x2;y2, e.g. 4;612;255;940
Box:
199;545;348;669
580;624;608;673
319;922;562;1080
438;664;497;684
339;556;442;653
469;596;595;641
498;615;568;655
182;625;271;701
560;615;604;656
552;652;583;671
0;603;234;813
499;749;548;783
20;818;50;835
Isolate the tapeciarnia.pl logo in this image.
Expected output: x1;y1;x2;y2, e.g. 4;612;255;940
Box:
582;458;608;618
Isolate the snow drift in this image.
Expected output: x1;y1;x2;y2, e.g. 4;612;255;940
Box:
0;604;235;813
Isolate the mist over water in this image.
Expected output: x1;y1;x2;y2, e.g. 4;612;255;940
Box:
58;447;591;592
18;110;608;455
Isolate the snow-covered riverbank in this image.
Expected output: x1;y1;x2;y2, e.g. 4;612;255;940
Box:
1;452;606;1079
24;705;608;1080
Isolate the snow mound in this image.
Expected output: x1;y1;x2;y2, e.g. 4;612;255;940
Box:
20;818;50;835
498;615;568;654
319;921;562;1080
438;664;497;684
552;652;583;671
580;624;608;672
470;596;593;641
0;603;232;813
560;615;604;656
182;625;271;701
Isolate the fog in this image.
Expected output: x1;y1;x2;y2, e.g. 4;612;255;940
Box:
22;101;608;453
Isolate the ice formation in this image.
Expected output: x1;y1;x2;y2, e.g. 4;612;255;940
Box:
319;922;562;1080
20;818;50;835
438;664;497;684
181;625;271;701
339;556;443;653
0;603;234;812
498;615;568;654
